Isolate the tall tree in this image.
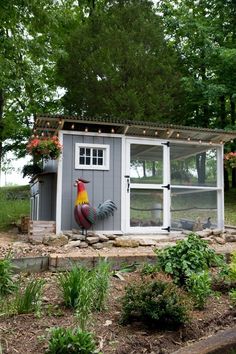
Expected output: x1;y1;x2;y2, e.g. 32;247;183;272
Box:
57;0;187;122
158;0;236;129
0;0;79;181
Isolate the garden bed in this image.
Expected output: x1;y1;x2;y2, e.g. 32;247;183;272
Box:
0;270;236;354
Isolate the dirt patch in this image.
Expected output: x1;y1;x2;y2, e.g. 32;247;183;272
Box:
0;271;236;354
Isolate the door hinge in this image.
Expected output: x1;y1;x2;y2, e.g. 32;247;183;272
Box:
161;141;170;147
162;184;170;190
162;226;170;232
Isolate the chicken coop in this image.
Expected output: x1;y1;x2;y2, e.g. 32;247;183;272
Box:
30;115;236;235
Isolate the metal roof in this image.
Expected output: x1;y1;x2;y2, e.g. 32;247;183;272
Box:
34;114;236;144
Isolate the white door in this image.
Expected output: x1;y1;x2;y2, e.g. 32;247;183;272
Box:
124;138;170;233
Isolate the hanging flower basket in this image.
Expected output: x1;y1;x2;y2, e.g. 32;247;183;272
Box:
27;136;63;161
224;152;236;169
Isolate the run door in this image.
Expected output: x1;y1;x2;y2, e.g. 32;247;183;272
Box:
125;139;170;233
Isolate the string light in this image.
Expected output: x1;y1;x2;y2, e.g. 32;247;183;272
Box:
209;141;212;145
143;129;146;135
85;127;88;132
58;120;62;125
98;129;101;133
155;131;158;136
166;130;170;135
176;132;180;138
199;139;202;144
220;140;224;144
46;121;50;127
71;124;75;129
31;134;35;138
36;135;39;138
187;136;191;141
231;139;234;143
41;132;44;137
111;128;115;133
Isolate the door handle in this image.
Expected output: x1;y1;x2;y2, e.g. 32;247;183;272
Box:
125;175;130;193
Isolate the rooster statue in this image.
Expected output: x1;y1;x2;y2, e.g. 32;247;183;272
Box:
74;178;117;235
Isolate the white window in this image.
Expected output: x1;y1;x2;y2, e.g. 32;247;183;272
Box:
75;143;110;170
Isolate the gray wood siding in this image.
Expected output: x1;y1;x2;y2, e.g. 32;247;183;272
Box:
61;134;122;231
39;174;57;221
30;174;57;221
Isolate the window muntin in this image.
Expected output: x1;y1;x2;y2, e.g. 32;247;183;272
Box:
75;143;109;170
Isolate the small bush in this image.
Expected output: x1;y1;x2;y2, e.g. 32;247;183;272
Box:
47;327;97;354
0;256;17;297
229;289;236;307
186;271;212;309
155;233;225;286
58;265;91;309
14;278;45;314
121;279;191;327
141;262;159;275
92;259;110;311
229;252;236;282
58;261;111;330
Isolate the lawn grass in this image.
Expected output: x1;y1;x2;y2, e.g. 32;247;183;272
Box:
224;188;236;226
0;185;30;231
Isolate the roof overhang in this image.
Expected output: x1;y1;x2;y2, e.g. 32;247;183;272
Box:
33;115;236;144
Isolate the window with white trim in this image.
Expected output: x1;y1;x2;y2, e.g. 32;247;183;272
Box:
75;143;110;170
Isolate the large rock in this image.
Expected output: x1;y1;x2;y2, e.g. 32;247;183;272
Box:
224;234;236;242
71;234;86;241
66;240;81;248
106;234;118;240
212;229;222;236
99;234;109;242
43;234;68;246
102;241;114;248
79;242;89;248
138;239;157;246
92;243;104;250
113;239;140;248
196;230;212;238
213;236;226;245
86;236;100;244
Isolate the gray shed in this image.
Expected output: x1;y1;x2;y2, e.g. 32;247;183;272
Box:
30;115;236;235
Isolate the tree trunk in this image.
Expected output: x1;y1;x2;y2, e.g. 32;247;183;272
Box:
224;167;230;191
0;89;4;186
196;152;206;184
152;161;156;176
220;95;226;128
142;161;146;177
230;95;235;126
232;168;236;188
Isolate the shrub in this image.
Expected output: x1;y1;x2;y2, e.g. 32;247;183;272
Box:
92;259;110;311
14;278;45;314
0;256;17;297
121;279;191;327
58;261;111;330
155;233;224;286
0;278;45;316
229;289;236;307
186;271;212;309
228;252;236;282
141;262;159;275
47;327;97;354
58;265;91;309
